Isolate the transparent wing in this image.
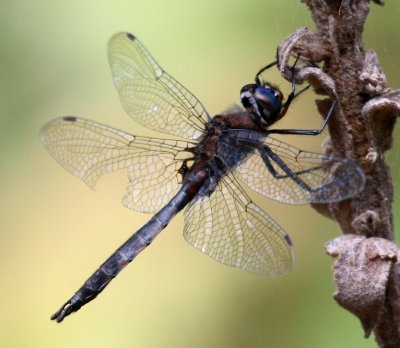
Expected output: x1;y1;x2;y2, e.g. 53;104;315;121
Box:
224;131;365;205
108;32;210;140
40;116;193;213
183;172;294;275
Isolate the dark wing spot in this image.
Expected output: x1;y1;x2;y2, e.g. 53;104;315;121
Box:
63;116;77;122
284;234;293;246
126;33;136;41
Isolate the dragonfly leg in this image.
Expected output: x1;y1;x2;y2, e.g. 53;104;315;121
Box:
277;55;312;119
258;54;338;135
267;97;339;136
258;145;316;192
255;61;278;85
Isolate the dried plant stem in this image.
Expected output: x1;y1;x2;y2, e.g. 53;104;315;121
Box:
278;1;400;347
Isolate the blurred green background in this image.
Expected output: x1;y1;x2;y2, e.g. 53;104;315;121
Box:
1;1;399;347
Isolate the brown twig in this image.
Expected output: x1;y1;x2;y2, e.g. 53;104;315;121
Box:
277;1;400;347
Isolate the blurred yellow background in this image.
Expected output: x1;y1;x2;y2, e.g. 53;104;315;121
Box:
1;1;399;347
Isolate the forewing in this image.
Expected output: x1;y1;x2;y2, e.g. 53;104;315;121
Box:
230;133;365;204
183;172;294;275
40;117;192;213
108;32;209;140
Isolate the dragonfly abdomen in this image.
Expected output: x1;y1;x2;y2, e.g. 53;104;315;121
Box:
51;167;208;322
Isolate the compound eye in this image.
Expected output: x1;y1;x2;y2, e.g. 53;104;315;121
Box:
262;83;283;102
240;84;260;115
253;86;282;125
254;87;281;111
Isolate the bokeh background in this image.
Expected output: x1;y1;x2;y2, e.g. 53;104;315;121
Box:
1;1;400;347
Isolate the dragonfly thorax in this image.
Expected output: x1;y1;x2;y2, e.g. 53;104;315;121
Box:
240;83;283;127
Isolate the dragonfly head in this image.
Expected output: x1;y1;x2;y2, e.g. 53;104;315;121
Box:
240;83;283;127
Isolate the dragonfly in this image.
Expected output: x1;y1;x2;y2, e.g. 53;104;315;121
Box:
41;32;365;322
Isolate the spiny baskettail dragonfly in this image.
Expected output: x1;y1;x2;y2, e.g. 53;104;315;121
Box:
41;32;365;322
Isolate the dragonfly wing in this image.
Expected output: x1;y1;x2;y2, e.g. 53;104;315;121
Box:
226;131;365;204
183;171;294;275
108;32;209;140
40;117;193;213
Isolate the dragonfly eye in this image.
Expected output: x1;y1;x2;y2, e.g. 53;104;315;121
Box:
240;84;282;126
254;86;283;126
240;84;259;114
